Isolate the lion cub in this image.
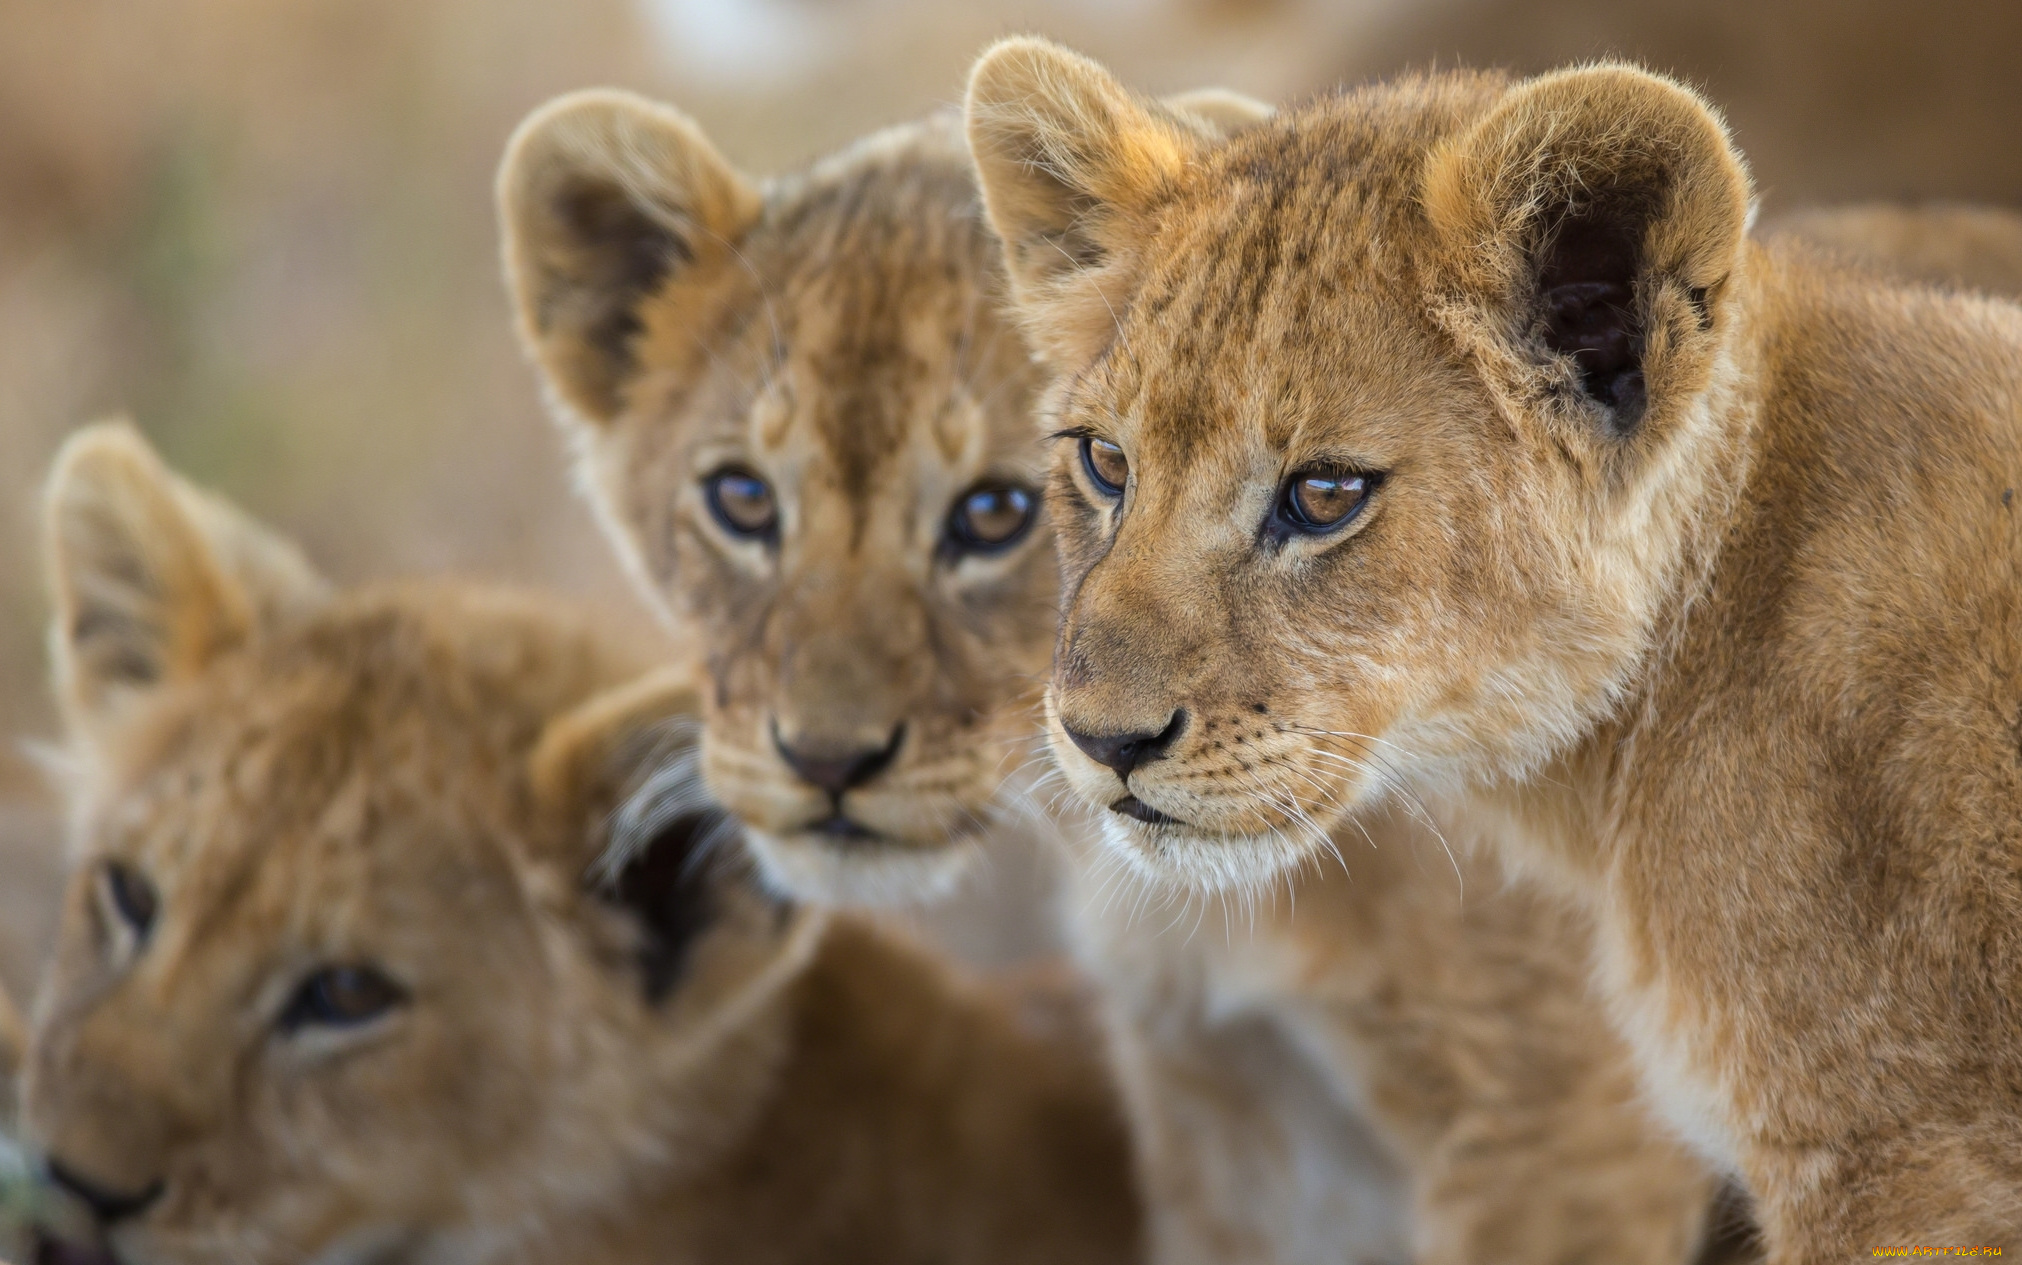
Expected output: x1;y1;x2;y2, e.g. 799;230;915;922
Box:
498;92;1730;1262
966;38;2022;1255
15;422;1137;1265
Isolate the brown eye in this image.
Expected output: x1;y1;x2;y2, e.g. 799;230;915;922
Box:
703;468;778;539
279;965;407;1033
1080;437;1128;496
100;860;158;941
948;483;1038;554
1278;468;1377;534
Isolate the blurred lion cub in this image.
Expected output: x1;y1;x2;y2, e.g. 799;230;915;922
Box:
14;422;1138;1265
498;92;1727;1262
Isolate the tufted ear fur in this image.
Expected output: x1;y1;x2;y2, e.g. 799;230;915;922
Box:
43;421;328;744
531;666;705;834
1422;64;1752;436
532;667;738;1002
498;89;763;427
1159;87;1274;137
965;38;1223;367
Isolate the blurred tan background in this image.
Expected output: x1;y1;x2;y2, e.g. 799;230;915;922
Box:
4;0;2021;1001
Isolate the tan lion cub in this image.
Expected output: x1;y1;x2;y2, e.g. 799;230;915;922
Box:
966;38;2022;1257
498;93;1730;1262
17;422;1137;1265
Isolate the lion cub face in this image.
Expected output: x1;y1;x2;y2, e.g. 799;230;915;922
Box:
23;424;808;1265
499;101;1059;905
498;91;1276;906
966;42;1753;890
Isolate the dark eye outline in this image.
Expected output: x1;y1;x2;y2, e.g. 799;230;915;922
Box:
943;481;1040;558
101;860;158;943
277;965;408;1034
1269;466;1383;539
1078;436;1128;497
700;466;779;542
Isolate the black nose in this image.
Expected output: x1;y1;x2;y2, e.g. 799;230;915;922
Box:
45;1157;164;1225
1063;710;1186;778
772;721;906;795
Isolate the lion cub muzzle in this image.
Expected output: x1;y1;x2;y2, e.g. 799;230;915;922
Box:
1058;709;1186;825
769;717;906;828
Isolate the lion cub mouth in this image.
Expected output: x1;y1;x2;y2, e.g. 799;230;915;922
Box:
1110;795;1183;827
807;814;884;842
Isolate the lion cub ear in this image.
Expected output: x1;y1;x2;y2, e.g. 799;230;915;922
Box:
531;666;713;871
43;421;328;741
1159;87;1273;137
498;89;762;427
966;38;1218;366
533;668;739;1001
1422;64;1752;436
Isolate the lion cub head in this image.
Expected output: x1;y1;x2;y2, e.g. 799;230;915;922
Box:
966;41;1754;889
497;91;1266;905
22;423;813;1265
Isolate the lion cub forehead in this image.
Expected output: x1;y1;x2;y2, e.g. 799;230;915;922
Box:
730;122;1020;446
1079;79;1510;464
1144;70;1507;269
98;589;618;861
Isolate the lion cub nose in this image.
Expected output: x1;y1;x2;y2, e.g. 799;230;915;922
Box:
771;720;906;794
45;1156;165;1225
1062;710;1186;778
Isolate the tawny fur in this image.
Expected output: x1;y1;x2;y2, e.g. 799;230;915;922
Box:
498;92;1736;1263
965;38;2022;1257
1766;203;2022;300
19;422;1138;1265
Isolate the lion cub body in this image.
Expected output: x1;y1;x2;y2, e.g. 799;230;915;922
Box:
500;95;1727;1261
965;41;2022;1256
17;424;1137;1265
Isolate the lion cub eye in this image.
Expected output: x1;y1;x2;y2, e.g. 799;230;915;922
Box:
1275;467;1378;535
99;860;158;943
278;965;407;1033
702;467;778;540
947;482;1038;554
1080;437;1128;496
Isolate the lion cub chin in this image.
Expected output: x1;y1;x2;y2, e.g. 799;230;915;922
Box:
498;90;1740;1263
14;422;1138;1265
966;37;2022;1254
